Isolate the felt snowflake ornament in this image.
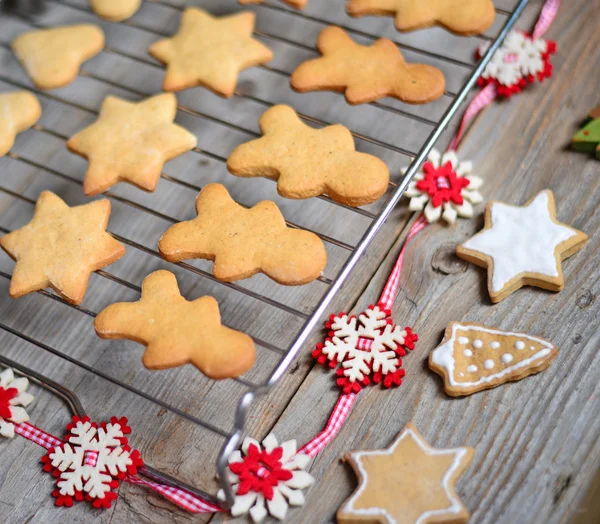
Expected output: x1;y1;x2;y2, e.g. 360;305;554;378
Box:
217;433;314;522
41;416;144;509
0;367;34;438
402;149;483;224
313;304;418;394
477;30;556;96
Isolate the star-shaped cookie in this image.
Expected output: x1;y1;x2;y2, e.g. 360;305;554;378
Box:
90;0;141;21
239;0;307;8
148;8;273;97
0;191;125;305
338;422;473;524
227;105;390;206
95;270;256;378
347;0;496;35
290;26;445;105
11;24;104;90
67;93;197;196
158;183;327;285
457;190;588;303
0;91;41;157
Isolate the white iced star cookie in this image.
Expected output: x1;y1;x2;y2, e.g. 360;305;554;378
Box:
0;367;34;438
403;149;483;224
457;190;587;303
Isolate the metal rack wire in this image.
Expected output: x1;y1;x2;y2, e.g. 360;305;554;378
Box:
0;0;529;509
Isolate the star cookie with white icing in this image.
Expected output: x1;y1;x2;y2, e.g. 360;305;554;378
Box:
457;190;587;303
429;322;558;397
338;422;473;524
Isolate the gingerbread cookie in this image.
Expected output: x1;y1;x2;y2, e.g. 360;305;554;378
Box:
347;0;495;35
158;184;327;285
429;322;558;397
0;191;125;305
90;0;141;21
0;91;41;157
290;27;445;105
572;105;600;159
95;270;255;378
227;105;389;206
338;422;473;524
11;24;104;90
148;8;273;97
240;0;307;8
457;190;587;303
67;93;197;196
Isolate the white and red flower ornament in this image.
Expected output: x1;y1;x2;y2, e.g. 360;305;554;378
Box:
402;149;483;225
217;433;314;522
41;415;144;509
0;367;34;438
313;304;418;394
477;30;556;97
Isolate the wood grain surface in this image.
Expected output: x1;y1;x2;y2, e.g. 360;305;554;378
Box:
0;0;598;523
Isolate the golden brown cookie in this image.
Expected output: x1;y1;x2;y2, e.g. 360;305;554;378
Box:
456;190;588;303
0;91;41;157
90;0;141;21
95;270;256;378
158;183;327;285
148;8;273;97
290;26;445;105
347;0;496;35
227;105;389;206
429;322;558;397
0;191;125;305
11;24;104;90
338;422;473;524
239;0;307;9
67;93;197;196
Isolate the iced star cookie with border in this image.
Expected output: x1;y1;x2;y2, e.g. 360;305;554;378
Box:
0;91;41;157
338;422;473;524
456;190;587;303
429;322;558;397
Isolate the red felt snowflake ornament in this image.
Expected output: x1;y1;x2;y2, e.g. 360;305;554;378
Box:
313;304;418;394
41;415;144;509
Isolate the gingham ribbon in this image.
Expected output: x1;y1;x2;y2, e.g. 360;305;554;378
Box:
13;421;225;514
448;0;560;152
298;393;357;457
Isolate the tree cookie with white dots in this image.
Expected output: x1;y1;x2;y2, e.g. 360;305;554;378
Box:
429;322;558;397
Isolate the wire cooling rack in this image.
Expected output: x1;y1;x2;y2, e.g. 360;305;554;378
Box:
0;0;529;509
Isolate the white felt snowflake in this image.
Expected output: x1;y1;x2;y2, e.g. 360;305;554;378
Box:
478;30;556;95
43;416;143;509
314;305;417;393
0;367;34;438
217;433;314;522
402;149;483;224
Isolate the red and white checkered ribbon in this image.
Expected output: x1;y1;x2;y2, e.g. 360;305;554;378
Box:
448;0;560;152
298;393;357;457
13;421;224;514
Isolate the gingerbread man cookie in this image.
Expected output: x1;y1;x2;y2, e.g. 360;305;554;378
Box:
90;0;141;21
240;0;307;8
148;8;273;97
338;422;473;524
67;93;197;196
347;0;496;35
0;91;41;157
290;27;445;105
457;190;587;303
430;322;558;397
11;24;104;90
227;105;390;206
95;270;256;378
0;191;125;305
158;184;327;285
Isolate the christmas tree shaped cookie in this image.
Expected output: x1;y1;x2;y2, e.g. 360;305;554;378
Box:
95;270;256;378
430;322;558;396
572;106;600;159
11;24;104;89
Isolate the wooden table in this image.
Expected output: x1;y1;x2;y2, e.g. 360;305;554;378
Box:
0;0;598;522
